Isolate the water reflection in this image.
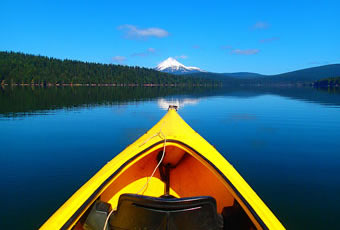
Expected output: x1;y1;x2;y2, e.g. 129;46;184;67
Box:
1;86;340;117
157;98;200;110
1;86;340;230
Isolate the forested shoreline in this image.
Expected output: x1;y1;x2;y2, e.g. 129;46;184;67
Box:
0;51;220;86
313;77;340;87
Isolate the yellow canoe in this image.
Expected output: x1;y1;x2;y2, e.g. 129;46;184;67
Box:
41;106;285;230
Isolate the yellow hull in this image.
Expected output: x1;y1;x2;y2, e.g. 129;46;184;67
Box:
41;107;285;230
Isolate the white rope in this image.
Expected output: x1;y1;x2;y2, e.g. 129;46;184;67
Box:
102;208;114;230
102;128;167;230
136;136;166;195
139;121;166;147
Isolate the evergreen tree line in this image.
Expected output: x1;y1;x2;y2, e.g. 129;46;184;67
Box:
314;77;340;87
0;51;220;86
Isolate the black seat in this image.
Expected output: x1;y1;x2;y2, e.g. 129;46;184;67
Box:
109;193;222;230
221;200;255;230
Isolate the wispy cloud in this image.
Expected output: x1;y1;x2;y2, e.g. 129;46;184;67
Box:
221;45;233;50
192;45;201;49
148;48;156;52
175;55;188;59
222;45;260;55
112;56;126;64
260;37;280;43
231;49;260;55
252;21;269;30
131;48;156;57
118;25;169;39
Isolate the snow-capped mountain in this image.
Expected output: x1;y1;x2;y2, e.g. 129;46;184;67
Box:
155;57;203;74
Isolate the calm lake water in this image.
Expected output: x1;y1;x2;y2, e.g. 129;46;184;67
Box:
1;86;340;229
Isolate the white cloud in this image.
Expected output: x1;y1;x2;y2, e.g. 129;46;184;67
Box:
175;55;188;59
112;56;126;64
260;37;280;43
231;49;260;55
221;45;233;50
131;48;156;57
118;25;169;39
222;45;260;55
252;21;269;30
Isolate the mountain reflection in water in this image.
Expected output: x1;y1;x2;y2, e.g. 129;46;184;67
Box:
0;86;339;117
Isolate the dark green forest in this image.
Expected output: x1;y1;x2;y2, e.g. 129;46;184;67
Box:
0;51;219;86
2;51;339;86
314;77;340;87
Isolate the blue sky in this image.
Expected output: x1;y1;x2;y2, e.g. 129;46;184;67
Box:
1;0;339;74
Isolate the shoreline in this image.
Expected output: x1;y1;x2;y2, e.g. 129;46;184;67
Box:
0;83;220;87
1;83;338;88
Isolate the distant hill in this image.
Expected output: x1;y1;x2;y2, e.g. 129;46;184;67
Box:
221;72;265;79
0;51;218;86
186;72;241;85
189;64;340;85
260;64;340;84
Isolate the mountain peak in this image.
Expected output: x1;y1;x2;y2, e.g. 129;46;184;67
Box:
156;57;185;71
155;57;202;74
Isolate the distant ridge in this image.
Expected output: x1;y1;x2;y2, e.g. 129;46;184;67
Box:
187;64;340;84
264;64;340;83
221;72;265;79
154;57;340;84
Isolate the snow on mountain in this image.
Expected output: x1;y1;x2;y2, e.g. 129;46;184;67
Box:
155;57;203;74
